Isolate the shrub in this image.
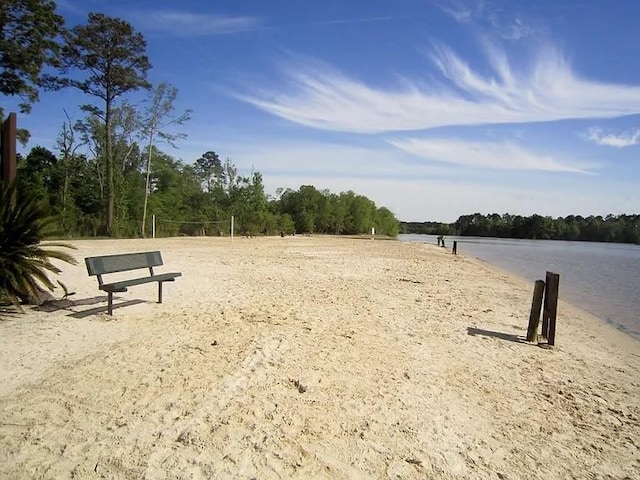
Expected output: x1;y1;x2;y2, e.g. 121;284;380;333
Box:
0;180;77;307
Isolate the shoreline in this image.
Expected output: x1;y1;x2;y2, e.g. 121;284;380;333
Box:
398;233;640;341
461;254;640;343
1;236;638;479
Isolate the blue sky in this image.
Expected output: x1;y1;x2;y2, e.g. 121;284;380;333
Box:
5;0;640;221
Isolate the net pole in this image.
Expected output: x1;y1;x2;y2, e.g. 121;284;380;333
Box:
231;216;234;241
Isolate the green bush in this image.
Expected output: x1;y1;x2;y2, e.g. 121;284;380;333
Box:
0;180;77;307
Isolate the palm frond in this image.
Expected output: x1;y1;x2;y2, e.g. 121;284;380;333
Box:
0;180;77;307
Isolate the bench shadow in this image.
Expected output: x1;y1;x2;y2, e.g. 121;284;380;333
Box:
467;326;526;344
35;295;107;313
0;306;22;319
35;295;147;318
67;299;147;318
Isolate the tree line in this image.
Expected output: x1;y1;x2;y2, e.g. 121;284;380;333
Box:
2;1;400;238
402;213;640;244
16;145;400;237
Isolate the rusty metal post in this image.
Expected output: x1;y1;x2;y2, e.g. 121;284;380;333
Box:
1;113;17;184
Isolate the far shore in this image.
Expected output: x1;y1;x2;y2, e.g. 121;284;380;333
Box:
1;236;638;479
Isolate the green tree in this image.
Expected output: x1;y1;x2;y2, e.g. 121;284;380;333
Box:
447;212;640;243
374;207;400;236
342;191;375;235
67;154;102;236
111;101;142;174
229;171;269;235
327;193;347;234
145;150;202;236
140;82;191;236
47;12;151;236
195;151;222;193
277;213;295;235
55;110;84;232
17;145;57;205
0;0;64;115
293;185;323;233
73;113;106;202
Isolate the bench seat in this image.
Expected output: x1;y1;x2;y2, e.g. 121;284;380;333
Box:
100;272;181;292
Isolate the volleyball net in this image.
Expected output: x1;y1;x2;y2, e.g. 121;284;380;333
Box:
151;215;234;239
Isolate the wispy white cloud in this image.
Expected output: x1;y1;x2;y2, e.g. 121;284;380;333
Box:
236;43;640;133
388;137;594;173
432;0;483;23
490;16;536;40
312;16;395;27
133;11;261;36
198;140;456;180
585;127;640;148
433;0;537;39
260;174;636;222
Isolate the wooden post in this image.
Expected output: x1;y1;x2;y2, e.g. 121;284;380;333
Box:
542;272;560;345
452;241;457;255
526;280;545;342
1;113;17;184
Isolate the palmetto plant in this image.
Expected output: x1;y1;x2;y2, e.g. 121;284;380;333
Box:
0;180;77;307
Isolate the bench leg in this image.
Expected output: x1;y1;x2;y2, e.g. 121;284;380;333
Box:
108;292;114;315
158;282;163;304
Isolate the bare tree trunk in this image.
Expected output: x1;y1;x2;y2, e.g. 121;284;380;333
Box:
105;94;115;236
141;133;154;237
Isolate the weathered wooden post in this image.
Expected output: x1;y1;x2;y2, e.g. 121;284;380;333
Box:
1;113;17;184
452;241;458;255
542;272;560;345
526;280;545;342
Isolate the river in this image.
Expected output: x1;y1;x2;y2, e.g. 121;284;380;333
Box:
398;234;640;339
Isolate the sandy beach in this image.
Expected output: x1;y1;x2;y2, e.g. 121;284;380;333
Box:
0;236;638;479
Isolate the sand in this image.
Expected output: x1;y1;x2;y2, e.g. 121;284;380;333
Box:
0;236;638;479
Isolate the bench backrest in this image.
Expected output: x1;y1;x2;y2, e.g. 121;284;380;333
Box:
85;251;164;276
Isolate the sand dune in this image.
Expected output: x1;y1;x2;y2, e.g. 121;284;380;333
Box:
1;236;638;479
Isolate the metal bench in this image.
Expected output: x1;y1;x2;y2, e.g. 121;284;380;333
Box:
85;251;182;315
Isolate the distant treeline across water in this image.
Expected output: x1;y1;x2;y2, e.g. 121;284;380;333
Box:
401;213;640;244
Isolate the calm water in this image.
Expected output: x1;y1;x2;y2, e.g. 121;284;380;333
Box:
398;234;640;339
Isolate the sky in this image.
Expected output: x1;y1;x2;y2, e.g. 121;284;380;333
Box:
4;0;640;222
